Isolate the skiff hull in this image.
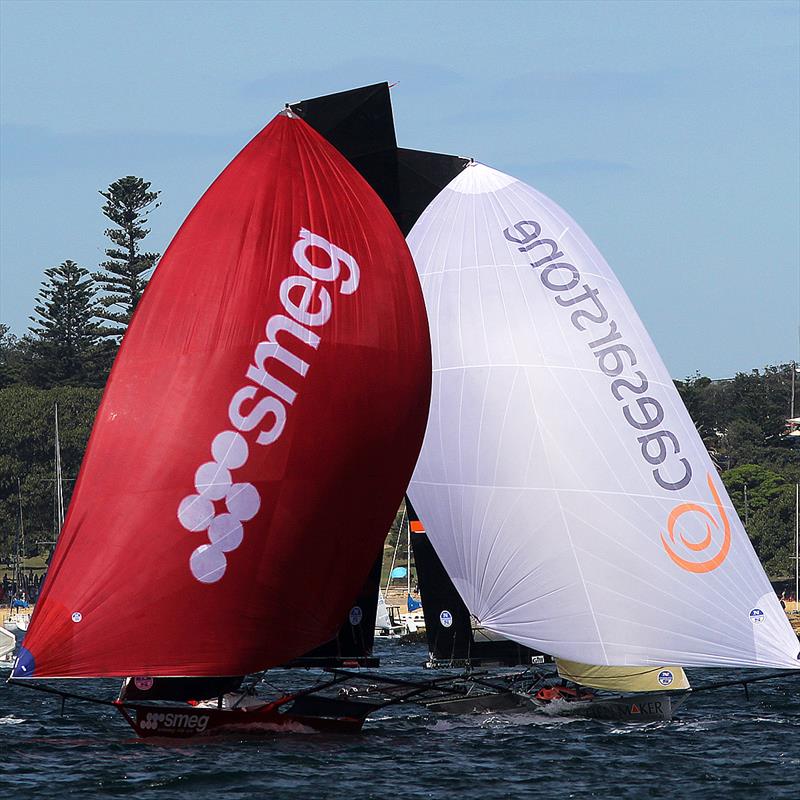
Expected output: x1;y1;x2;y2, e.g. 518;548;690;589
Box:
425;689;690;721
425;692;527;714
525;690;690;722
117;702;370;738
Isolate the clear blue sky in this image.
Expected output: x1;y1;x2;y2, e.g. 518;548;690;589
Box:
1;0;797;378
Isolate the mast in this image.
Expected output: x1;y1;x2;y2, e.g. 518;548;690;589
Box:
795;483;798;615
743;483;748;528
15;478;23;591
406;514;411;600
384;507;405;597
54;403;65;532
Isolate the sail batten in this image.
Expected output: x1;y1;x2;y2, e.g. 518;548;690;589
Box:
407;163;799;670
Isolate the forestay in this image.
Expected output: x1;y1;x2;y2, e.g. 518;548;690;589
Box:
407;163;799;670
14;112;431;679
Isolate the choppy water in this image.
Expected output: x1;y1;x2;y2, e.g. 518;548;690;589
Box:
1;639;798;799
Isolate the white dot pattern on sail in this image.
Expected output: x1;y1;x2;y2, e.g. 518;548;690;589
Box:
176;227;362;584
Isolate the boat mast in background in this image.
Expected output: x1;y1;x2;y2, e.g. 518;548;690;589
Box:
54;403;65;534
795;483;798;616
15;478;24;586
407;509;411;601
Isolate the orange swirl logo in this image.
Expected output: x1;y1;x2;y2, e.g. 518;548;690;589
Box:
660;472;731;573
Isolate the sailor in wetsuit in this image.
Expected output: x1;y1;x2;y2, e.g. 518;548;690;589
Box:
534;681;595;703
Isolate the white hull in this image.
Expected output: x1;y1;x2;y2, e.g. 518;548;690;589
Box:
400;610;426;633
0;626;16;668
3;614;30;634
374;627;405;639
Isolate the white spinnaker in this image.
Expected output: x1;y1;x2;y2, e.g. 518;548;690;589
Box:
407;163;799;669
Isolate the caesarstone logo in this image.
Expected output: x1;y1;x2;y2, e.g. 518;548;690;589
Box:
502;219;734;575
177;228;360;584
503;219;692;494
139;711;210;733
660;472;731;573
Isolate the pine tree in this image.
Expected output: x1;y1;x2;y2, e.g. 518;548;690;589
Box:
94;176;160;337
0;324;21;388
25;260;107;387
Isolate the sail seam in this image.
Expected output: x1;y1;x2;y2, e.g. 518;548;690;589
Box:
499;181;609;662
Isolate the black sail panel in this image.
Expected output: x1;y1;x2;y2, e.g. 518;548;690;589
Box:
285;555;382;668
289;83;470;235
119;675;243;702
395;148;470;235
289;82;399;217
407;498;473;662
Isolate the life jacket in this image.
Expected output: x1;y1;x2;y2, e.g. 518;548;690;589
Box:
535;684;594;703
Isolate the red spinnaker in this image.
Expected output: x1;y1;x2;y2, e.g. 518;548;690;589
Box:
15;113;431;678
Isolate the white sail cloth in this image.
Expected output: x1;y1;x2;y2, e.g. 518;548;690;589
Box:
375;591;392;630
407;164;799;670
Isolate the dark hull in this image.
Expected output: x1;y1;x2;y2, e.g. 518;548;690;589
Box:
117;696;378;738
527;691;690;721
425;689;690;721
425;691;527;714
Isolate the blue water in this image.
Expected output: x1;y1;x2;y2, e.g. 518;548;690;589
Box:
1;639;798;799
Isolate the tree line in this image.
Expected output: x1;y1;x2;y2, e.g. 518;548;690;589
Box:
0;175;160;565
0;179;798;578
1;176;160;389
676;368;800;578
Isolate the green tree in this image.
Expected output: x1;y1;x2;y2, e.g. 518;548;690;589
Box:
722;463;786;523
727;365;793;444
24;260;107;388
719;419;765;470
0;324;22;388
747;484;797;578
677;365;799;476
675;373;715;436
0;385;102;561
94;176;160;338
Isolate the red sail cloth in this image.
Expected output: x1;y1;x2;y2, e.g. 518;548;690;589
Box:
18;113;431;678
